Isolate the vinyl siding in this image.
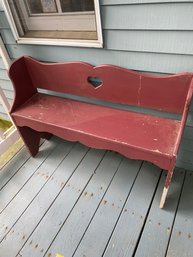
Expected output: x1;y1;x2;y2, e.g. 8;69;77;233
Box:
0;55;13;120
0;1;193;169
101;0;193;4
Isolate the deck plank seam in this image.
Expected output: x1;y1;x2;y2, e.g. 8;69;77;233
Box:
0;140;74;244
131;166;163;257
14;143;91;256
0;139;45;184
101;160;144;257
164;169;187;257
42;149;108;257
0;146;30;190
70;154;124;257
0;139;53;192
0;139;61;216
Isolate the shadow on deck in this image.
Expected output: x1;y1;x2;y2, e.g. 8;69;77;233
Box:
0;137;192;257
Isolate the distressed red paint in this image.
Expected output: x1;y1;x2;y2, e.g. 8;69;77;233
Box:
8;56;193;208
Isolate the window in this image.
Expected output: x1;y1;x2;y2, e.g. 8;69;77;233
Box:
2;0;103;47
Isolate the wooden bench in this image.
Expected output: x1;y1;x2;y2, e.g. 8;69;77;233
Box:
9;56;193;208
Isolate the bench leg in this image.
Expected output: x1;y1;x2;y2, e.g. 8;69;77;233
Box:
18;126;41;157
159;167;175;209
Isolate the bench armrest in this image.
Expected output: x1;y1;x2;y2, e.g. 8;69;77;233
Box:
173;76;193;157
9;56;37;113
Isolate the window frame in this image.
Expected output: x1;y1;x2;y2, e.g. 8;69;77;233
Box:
2;0;103;48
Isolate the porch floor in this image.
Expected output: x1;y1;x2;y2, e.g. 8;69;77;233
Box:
0;137;193;257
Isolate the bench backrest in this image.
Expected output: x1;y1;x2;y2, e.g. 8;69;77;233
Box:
9;56;193;114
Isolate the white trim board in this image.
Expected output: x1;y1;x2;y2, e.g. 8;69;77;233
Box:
1;0;103;48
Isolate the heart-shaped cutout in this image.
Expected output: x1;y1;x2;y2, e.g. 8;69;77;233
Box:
87;76;103;89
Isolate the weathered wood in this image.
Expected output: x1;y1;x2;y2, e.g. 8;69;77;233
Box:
134;169;185;257
1;0;193;171
0;145;29;189
166;171;193;257
0;138;192;256
72;158;142;257
0;138;68;241
103;162;161;257
11;93;183;170
0;138;58;211
19;148;106;257
8;56;193;209
12;57;192;114
44;157;139;257
0;143;89;256
16;126;41;156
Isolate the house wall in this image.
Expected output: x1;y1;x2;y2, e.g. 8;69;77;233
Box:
0;0;193;170
0;54;13;120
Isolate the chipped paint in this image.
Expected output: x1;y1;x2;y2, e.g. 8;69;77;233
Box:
9;56;193;210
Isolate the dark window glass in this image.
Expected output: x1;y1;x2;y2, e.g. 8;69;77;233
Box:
26;0;42;14
60;0;94;12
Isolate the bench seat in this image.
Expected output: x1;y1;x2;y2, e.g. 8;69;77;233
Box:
12;93;180;170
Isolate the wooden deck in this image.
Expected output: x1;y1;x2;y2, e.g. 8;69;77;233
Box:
0;137;193;257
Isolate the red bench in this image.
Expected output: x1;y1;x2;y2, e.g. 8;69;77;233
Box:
9;56;193;208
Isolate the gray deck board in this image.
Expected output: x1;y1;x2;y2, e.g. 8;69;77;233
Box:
0;139;58;214
47;157;140;257
166;171;193;257
0;139;72;241
134;169;185;257
73;158;142;257
103;162;161;257
0;137;192;257
0;146;30;190
19;147;106;257
44;152;123;257
0;143;88;256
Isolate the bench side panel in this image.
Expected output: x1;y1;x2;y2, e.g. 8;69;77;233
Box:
8;57;37;113
23;56;192;114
